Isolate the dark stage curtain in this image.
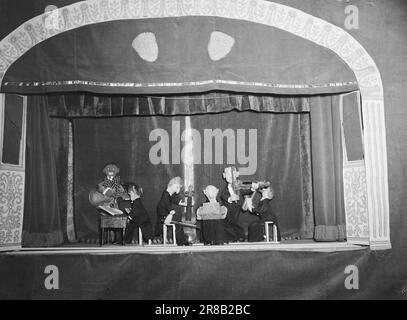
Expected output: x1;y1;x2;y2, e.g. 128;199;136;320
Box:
22;96;65;247
49;117;70;242
73;110;313;241
190;112;313;239
73;116;183;241
310;95;346;241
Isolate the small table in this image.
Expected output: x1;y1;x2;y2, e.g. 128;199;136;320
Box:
100;215;128;246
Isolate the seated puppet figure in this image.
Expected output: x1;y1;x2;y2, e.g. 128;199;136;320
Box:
89;163;127;217
117;183;154;244
247;186;281;242
196;185;228;245
154;177;189;245
97;163;126;201
197;185;227;220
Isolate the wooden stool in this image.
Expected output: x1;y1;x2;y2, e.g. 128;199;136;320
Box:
163;223;176;245
138;227;143;245
264;221;279;243
100;215;128;246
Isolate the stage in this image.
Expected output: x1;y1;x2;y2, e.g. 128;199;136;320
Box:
5;241;364;254
0;242;380;300
3;0;407;301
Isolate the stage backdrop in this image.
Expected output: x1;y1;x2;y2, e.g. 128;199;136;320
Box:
73;109;308;240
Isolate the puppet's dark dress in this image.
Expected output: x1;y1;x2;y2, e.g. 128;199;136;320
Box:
196;202;228;245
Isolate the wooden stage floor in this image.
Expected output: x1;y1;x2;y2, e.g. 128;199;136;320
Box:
2;240;365;255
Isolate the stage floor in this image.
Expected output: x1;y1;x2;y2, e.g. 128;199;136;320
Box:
2;240;365;255
0;240;371;300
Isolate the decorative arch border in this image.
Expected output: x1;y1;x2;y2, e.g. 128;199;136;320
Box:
0;0;390;249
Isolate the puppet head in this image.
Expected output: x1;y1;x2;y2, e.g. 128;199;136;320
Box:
102;163;120;178
223;166;239;184
203;185;219;202
123;182;143;201
260;186;274;200
167;176;183;194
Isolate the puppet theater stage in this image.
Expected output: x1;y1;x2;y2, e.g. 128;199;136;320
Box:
1;0;407;300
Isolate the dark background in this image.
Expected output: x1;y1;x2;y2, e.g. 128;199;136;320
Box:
74;111;304;240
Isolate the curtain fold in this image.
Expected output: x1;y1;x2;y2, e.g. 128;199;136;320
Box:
22;96;64;247
49;117;70;242
299;113;315;239
310;95;346;241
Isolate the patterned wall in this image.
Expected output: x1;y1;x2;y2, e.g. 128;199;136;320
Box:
343;162;369;243
0;169;24;247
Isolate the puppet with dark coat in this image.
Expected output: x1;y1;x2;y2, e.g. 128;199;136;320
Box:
219;167;255;242
153;176;189;245
117;183;153;244
247;186;281;242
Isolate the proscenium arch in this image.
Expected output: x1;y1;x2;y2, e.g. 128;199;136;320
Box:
0;0;390;249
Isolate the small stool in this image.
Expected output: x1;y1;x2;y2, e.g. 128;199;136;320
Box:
100;215;128;246
138;227;143;245
163;224;177;245
265;221;279;243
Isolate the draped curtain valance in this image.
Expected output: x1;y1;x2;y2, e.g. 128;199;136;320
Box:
47;92;311;118
1;15;358;95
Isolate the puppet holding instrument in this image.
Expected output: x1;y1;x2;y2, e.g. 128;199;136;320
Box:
88;163;126;215
220;166;270;242
247;185;281;242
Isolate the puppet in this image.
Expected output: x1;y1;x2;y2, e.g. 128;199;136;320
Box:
219;167;252;242
89;163;126;212
197;185;227;220
154;177;192;245
247;185;281;242
196;185;228;245
117;182;153;244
